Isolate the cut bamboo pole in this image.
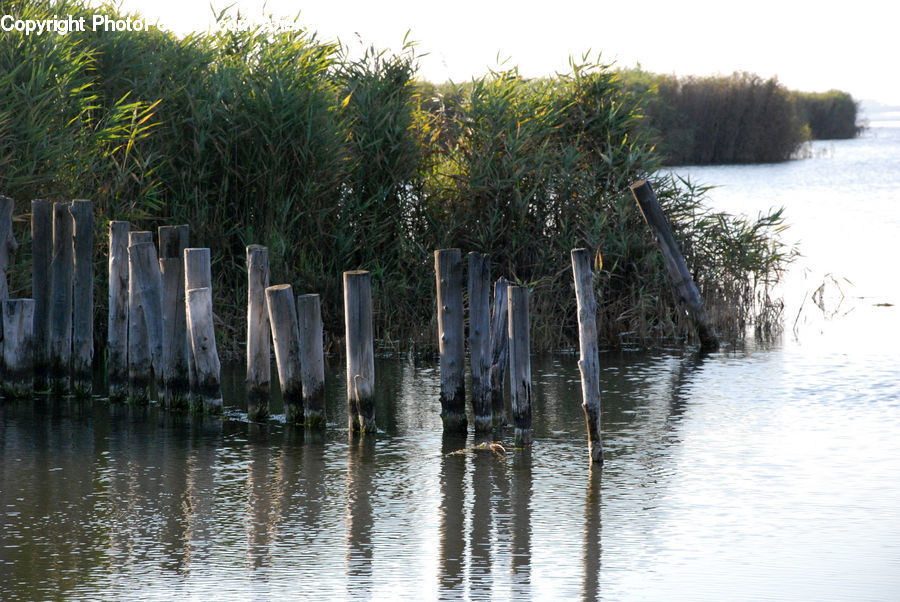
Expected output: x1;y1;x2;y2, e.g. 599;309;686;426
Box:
107;221;130;401
184;247;212;410
265;284;303;424
159;225;190;410
48;201;73;393
31;199;52;386
468;252;492;431
128;240;163;404
70;200;93;395
630;180;719;350
571;248;603;465
507;285;532;445
489;276;509;426
246;245;270;422
343;270;375;432
1;299;34;398
0;195;17;302
185;286;222;413
297;293;325;428
435;249;466;431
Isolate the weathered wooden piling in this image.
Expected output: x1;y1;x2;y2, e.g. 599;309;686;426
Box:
435;249;466;431
0;196;17;301
128;240;163;404
507;285;532;445
31;199;52;386
571;248;603;465
107;221;130;401
343;271;375;433
468;252;492;431
70;200;93;395
185;286;222;413
48;202;74;392
184;248;212;410
489;276;509;426
297;293;326;428
1;299;34;398
265;284;303;424
246;245;270;421
159;225;190;409
630;180;719;350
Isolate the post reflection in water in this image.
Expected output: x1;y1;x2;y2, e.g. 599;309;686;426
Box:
509;447;532;598
438;432;467;595
582;468;602;601
468;432;495;598
345;433;375;599
244;424;282;570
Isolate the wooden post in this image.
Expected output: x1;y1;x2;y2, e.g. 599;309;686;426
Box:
571;248;603;465
507;285;532;445
265;284;303;424
1;299;34;398
246;245;270;422
159;225;190;410
630;180;719;350
489;276;509;426
107;221;130;401
48;201;74;392
70;200;93;395
0;196;17;301
468;252;492;431
185;286;222;413
31;199;52;386
297;293;325;428
343;271;375;433
128;240;163;404
184;248;212;410
435;249;466;431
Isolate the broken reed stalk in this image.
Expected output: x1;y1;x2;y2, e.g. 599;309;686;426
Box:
70;200;93;395
184;247;212;411
265;284;304;424
128;240;163;404
630;180;719;350
1;298;35;398
489;276;509;426
31;199;52;387
297;293;326;428
435;249;466;431
185;286;222;413
507;285;532;445
246;245;271;422
107;221;130;401
158;225;190;409
343;270;375;433
48;202;73;393
468;252;492;431
571;248;603;465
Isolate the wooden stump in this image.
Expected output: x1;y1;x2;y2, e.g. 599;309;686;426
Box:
1;299;34;398
48;202;74;393
107;221;130;401
128;240;163;404
185;286;222;413
265;284;303;424
159;225;190;410
0;196;17;301
246;245;270;422
435;249;466;431
571;248;603;465
127;232;153;402
31;199;52;387
343;271;375;433
468;252;492;431
297;293;326;428
489;276;509;426
507;285;532;445
70;200;93;395
630;180;719;350
184;248;212;411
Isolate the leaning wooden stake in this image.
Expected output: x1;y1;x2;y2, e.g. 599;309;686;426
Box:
297;293;326;428
630;180;718;350
246;245;271;421
48;202;74;392
265;284;303;424
468;252;492;431
507;285;532;445
107;221;130;400
0;195;17;301
184;248;212;410
31;199;52;386
70;200;93;395
159;225;190;409
343;271;375;432
128;240;163;404
489;276;509;426
1;299;35;398
435;249;466;431
571;249;603;465
185;286;222;413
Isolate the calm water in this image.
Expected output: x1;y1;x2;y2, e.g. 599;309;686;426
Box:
3;119;900;600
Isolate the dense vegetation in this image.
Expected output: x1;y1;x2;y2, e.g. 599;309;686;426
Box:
1;1;791;358
620;70;861;165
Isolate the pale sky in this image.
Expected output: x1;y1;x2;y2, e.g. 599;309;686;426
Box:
99;0;899;106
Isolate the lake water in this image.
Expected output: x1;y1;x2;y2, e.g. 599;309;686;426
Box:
2;118;900;600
